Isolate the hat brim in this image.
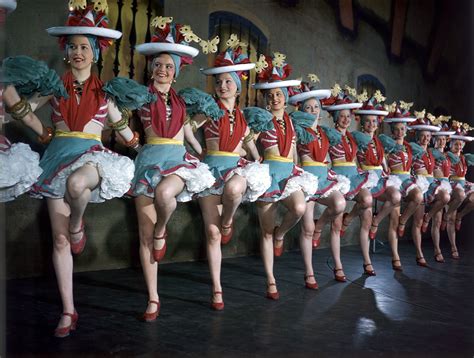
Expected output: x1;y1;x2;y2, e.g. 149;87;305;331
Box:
409;125;441;132
252;79;301;90
201;63;255;75
135;43;199;58
288;90;331;105
354;109;389;116
324;103;363;111
46;26;122;40
0;0;16;13
384;117;416;123
432;131;456;136
450;135;474;142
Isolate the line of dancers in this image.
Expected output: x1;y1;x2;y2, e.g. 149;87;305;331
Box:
1;1;473;338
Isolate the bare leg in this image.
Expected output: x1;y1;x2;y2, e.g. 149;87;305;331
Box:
221;175;247;230
399;188;423;234
273;190;306;248
315;191;346;232
412;204;426;264
47;198;74;330
371;187;401;234
456;192;474;220
64;164;100;241
199;195;224;304
153;174;186;249
355;189;373;271
446;188;465;256
426;189;450;220
257;201;278;293
135;195;160;314
388;207;402;269
431;210;444;261
299;201;316;285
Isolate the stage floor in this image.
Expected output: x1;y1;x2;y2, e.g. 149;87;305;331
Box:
5;239;473;356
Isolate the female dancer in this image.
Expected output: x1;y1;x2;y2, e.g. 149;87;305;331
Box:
132;17;215;320
0;1;44;202
289;77;348;285
379;102;426;268
429;117;458;262
352;91;403;269
248;53;317;299
446;121;474;258
4;2;148;337
196;35;270;309
323;84;377;276
409;111;451;266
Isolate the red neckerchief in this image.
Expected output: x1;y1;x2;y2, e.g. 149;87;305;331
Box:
454;154;467;177
441;152;451;177
217;100;247;152
306;126;329;162
59;71;104;131
364;136;385;166
401;140;413;171
148;85;185;138
422;149;435;174
272;112;294;157
341;132;357;162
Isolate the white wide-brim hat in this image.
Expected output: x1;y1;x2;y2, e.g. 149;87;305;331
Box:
410;125;441;132
450;135;474;142
324;103;363;111
46;26;122;40
136;42;199;58
432;131;456;136
0;0;16;13
201;63;255;76
253;79;301;90
288;89;331;105
354;109;389;116
384;117;416;123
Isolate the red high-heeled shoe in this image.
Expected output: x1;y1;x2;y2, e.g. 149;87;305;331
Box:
143;300;160;322
340;213;351;237
54;310;78;338
220;223;233;245
369;215;378;240
397;219;406;238
273;226;284;257
312;219;321;249
266;283;280;300
153;232;167;262
333;268;346;282
392;259;403;271
304;274;319;290
363;263;376;276
416;256;428;267
421;213;431;233
210;291;224;311
70;220;87;255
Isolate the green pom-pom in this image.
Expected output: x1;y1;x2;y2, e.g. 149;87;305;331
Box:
409;142;425;159
103;77;156;111
289;111;316;144
351;130;372;151
447;151;460;164
243;107;274;133
1;55;68;99
178;87;224;121
464;153;474;166
379;134;403;154
319;126;342;146
431;148;447;162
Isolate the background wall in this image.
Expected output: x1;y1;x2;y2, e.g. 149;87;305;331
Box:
2;0;473;279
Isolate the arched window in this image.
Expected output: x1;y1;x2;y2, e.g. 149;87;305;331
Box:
208;11;268;107
357;74;386;97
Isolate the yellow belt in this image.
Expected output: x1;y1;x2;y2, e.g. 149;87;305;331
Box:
332;161;356;167
207;150;239;157
451;176;465;181
302;161;327;167
55;130;101;142
391;170;410;175
147;137;183;145
419;173;433;178
361;165;383;170
265;154;293;163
